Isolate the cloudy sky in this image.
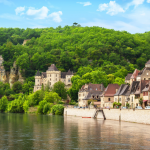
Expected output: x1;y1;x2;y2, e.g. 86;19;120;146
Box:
0;0;150;33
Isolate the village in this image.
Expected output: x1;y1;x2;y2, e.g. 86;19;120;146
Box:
34;60;150;109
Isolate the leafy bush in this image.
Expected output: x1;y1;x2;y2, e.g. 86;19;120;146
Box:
43;92;61;104
23;100;29;113
0;96;8;112
8;95;25;113
69;100;76;105
51;104;64;115
58;101;65;104
12;81;22;93
37;100;53;114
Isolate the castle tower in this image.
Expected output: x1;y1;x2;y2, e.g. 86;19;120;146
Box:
34;70;42;92
46;64;61;87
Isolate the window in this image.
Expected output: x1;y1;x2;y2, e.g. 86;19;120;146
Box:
96;88;97;90
37;87;38;89
115;98;117;101
93;96;94;98
50;75;51;77
56;74;57;77
56;78;57;81
97;96;99;99
50;78;51;81
50;82;51;85
68;79;70;82
149;78;150;80
108;98;110;101
79;94;81;97
144;78;146;80
83;94;84;96
119;98;121;101
38;80;39;82
132;97;133;102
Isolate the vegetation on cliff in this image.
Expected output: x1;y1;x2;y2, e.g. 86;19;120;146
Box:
0;25;150;101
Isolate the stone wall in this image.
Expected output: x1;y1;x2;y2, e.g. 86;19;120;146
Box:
64;108;150;124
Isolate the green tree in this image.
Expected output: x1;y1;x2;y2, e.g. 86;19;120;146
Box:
12;81;22;93
53;81;67;99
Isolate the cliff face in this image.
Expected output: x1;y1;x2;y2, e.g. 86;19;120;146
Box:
0;57;25;87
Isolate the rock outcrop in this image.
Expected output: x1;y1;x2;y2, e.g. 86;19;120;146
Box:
0;56;25;88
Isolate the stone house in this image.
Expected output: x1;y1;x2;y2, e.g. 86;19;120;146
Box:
101;84;120;108
34;64;73;92
114;84;130;107
78;83;105;107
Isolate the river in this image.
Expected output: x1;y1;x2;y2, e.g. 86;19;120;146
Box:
0;113;150;150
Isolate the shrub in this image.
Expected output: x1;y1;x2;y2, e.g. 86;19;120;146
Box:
43;103;53;114
23;100;29;113
37;100;47;114
58;101;65;104
0;96;8;112
51;104;64;115
12;81;22;93
69;100;76;105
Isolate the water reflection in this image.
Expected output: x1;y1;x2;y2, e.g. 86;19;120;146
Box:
0;113;150;149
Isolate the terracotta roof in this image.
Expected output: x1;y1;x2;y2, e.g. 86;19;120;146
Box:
35;70;41;76
125;74;132;80
47;64;59;71
145;60;150;65
104;84;120;97
130;69;140;79
66;69;73;75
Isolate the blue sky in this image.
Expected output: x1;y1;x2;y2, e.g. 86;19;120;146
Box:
0;0;150;33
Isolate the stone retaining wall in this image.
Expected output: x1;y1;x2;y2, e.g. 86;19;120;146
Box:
64;108;150;124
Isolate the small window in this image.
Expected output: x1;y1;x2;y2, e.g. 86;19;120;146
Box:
38;80;39;82
50;82;51;85
96;88;97;90
56;74;57;77
119;98;121;101
56;78;57;81
50;78;51;81
97;96;99;98
144;78;146;80
50;75;51;77
149;78;150;80
93;96;94;98
68;79;70;82
108;98;110;101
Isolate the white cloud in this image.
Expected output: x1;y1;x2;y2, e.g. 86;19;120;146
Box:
77;2;92;6
147;0;150;3
97;1;125;16
26;6;49;19
0;0;12;5
15;6;25;15
48;11;62;22
126;0;144;9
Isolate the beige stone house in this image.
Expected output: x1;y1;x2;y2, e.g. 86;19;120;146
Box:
114;84;130;107
34;64;73;92
78;83;105;107
101;84;120;108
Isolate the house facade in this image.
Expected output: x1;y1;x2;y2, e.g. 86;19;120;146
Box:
34;64;73;92
78;83;105;107
101;84;120;108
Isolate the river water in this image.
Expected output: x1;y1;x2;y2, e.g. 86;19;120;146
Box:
0;113;150;150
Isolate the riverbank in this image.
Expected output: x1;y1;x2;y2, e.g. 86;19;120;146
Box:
64;108;150;124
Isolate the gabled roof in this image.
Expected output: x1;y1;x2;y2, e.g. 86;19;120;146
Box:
130;69;140;79
79;83;105;92
103;84;120;97
114;84;129;96
145;60;150;65
66;69;73;75
135;80;150;95
127;81;140;95
125;73;132;80
35;70;41;76
47;64;59;71
83;91;103;100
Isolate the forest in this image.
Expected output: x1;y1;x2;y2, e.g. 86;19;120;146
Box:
0;24;150;101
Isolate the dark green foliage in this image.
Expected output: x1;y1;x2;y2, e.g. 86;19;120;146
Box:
52;81;67;100
51;104;64;115
12;81;22;93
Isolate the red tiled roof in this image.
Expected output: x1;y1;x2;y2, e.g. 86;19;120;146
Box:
130;69;140;79
104;84;120;97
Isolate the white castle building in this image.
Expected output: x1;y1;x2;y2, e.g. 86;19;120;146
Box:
34;64;73;92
